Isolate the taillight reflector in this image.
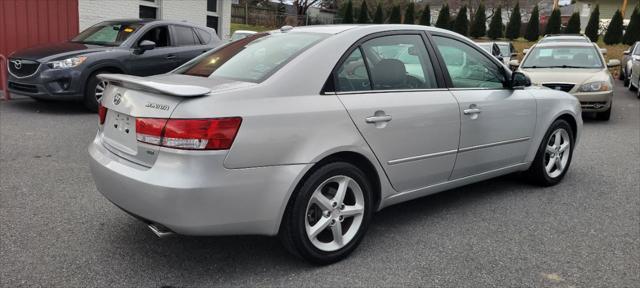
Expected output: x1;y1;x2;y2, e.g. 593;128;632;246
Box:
98;103;108;125
135;117;242;150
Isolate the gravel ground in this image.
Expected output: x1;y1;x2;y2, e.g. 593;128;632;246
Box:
1;82;638;287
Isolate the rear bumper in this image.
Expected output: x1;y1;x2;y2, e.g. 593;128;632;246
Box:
572;90;613;112
88;134;310;236
7;66;85;100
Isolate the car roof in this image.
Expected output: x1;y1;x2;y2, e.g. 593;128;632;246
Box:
535;41;595;48
100;18;203;27
269;24;453;35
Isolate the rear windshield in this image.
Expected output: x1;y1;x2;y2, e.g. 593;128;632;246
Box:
72;22;142;46
175;32;328;83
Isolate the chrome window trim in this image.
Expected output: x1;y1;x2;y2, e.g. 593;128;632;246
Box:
388;149;458;165
458;137;531;153
334;88;449;95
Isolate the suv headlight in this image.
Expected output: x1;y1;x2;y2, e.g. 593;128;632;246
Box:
578;81;610;92
48;56;87;69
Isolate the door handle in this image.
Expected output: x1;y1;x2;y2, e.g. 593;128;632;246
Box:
463;108;482;115
365;115;392;123
166;54;176;59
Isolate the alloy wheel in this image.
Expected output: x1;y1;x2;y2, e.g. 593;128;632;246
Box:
544;128;571;178
305;175;365;252
95;80;108;102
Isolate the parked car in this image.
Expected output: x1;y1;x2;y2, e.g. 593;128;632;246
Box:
89;25;582;264
628;43;640;98
621;41;640;87
6;19;221;111
476;42;503;62
530;34;607;56
511;41;620;120
230;30;257;42
477;41;517;66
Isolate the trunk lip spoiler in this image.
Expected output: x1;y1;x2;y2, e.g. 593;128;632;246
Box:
97;73;211;97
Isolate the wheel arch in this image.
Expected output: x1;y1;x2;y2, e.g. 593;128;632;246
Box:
555;113;578;141
81;63;126;92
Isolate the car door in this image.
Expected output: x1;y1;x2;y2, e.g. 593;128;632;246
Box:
170;25;209;66
632;44;640;88
431;34;536;179
335;33;460;192
127;25;182;76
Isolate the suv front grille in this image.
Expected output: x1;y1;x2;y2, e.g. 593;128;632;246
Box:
542;83;575;92
8;58;40;78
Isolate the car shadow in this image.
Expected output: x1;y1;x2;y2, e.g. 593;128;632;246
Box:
2;96;91;115
103;174;527;284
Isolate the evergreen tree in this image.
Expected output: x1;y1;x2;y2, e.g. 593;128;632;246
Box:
470;3;487;38
564;12;581;34
404;2;415;24
505;3;521;40
584;5;600;42
357;0;370;23
389;5;402;24
604;10;624;45
544;8;561;35
419;5;431;26
488;7;503;39
453;5;469;36
435;4;450;29
343;0;354;24
524;5;540;41
373;2;384;24
623;6;640;45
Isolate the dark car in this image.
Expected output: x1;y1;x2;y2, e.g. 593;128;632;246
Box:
6;19;221;110
620;41;640;87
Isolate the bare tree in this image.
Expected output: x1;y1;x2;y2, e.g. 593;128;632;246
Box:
294;0;322;16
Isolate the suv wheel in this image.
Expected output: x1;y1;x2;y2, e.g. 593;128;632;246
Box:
279;162;373;264
524;119;574;186
83;73;108;112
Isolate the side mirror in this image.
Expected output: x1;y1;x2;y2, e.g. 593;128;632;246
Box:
633;55;640;61
623;50;630;55
600;48;607;55
511;71;531;89
509;59;520;67
607;59;621;67
135;40;156;54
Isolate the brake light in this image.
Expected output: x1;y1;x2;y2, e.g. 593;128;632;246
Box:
135;117;242;150
98;103;107;125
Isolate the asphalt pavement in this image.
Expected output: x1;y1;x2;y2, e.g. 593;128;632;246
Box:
1;82;638;287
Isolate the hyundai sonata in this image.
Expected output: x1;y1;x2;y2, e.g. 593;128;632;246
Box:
89;25;582;264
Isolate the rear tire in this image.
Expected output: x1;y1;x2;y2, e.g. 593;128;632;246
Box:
279;162;374;264
83;72;108;112
524;119;574;186
596;105;612;121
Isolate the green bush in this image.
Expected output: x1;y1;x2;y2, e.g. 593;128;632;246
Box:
470;3;487;38
604;10;624;45
564;12;581;34
373;2;384;24
404;2;415;24
585;5;600;42
623;6;640;45
419;5;431;26
435;4;450;29
525;5;540;41
343;0;354;24
544;8;561;35
453;5;469;36
505;3;521;40
488;7;503;39
389;5;402;24
357;0;370;23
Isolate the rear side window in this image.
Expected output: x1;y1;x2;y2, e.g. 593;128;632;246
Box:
175;32;328;82
336;49;371;91
173;26;199;46
195;28;212;44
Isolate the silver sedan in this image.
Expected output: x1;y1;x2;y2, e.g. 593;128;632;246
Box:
89;24;582;264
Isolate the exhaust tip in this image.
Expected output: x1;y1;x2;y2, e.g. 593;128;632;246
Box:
148;223;174;238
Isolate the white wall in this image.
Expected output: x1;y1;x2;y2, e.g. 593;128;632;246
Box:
78;0;138;31
162;0;207;27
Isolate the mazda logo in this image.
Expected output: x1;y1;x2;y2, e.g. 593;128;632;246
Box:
113;93;122;105
12;60;22;70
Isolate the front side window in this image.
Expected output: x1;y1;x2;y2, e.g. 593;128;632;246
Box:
521;46;603;68
433;36;505;89
361;34;437;90
176;32;328;83
137;26;170;47
72;22;142;46
633;43;640;56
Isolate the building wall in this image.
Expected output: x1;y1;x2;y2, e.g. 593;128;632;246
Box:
161;0;207;27
78;0;138;31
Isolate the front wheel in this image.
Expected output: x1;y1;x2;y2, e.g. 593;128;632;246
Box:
524;119;574;186
279;162;374;264
83;73;108;112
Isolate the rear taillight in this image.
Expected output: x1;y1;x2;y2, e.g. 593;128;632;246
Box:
135;117;242;150
98;103;107;125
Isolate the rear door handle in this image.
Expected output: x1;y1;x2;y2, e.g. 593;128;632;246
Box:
365;115;392;123
463;108;482;115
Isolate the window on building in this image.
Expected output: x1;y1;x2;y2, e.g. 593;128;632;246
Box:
207;0;217;12
139;5;157;19
207;16;219;31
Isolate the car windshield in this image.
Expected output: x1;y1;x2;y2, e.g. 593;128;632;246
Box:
176;32;328;82
522;46;603;68
71;22;142;46
497;44;510;56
